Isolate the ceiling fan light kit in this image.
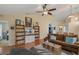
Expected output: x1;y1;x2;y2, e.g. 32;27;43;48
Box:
43;11;48;15
36;4;56;16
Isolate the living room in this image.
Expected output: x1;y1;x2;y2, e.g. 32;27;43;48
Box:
0;4;79;55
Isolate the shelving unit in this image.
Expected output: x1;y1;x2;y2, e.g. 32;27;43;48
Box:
15;18;40;47
33;25;40;45
33;26;40;39
15;24;25;47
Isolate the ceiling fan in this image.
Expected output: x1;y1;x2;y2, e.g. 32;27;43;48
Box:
36;4;56;16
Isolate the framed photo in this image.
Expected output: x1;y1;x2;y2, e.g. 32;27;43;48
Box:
16;19;21;25
25;17;32;27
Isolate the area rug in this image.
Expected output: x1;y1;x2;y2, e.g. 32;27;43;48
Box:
9;45;75;55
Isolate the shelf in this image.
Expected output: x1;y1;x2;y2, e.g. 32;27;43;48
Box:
34;31;39;32
16;24;25;26
16;31;25;33
16;35;25;37
16;27;25;29
16;39;25;41
33;25;40;39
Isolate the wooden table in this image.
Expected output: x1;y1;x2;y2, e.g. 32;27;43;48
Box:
52;44;62;55
43;41;62;55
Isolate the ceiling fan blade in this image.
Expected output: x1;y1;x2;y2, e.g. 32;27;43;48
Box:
36;11;43;13
48;8;56;11
48;12;52;15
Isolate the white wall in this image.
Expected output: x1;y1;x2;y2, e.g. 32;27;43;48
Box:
0;15;14;46
69;21;79;34
0;15;64;46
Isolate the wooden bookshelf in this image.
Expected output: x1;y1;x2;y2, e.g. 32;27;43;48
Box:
33;26;40;39
15;24;25;47
33;25;40;45
15;18;40;47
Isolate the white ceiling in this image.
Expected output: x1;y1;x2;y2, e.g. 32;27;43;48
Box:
0;4;79;20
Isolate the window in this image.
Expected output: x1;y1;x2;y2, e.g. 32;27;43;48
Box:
0;24;2;40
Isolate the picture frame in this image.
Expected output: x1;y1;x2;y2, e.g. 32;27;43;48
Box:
16;19;21;25
25;17;32;27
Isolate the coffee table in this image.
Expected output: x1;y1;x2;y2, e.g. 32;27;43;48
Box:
52;44;62;55
43;41;62;55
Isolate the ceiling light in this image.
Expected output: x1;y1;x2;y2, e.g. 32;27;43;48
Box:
43;11;48;15
75;17;78;21
68;15;74;18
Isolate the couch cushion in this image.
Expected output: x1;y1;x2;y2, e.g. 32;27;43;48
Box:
72;37;77;43
65;37;77;44
50;35;56;40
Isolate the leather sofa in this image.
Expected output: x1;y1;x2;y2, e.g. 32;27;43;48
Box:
47;33;79;54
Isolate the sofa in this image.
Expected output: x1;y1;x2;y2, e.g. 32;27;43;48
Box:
47;33;79;54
